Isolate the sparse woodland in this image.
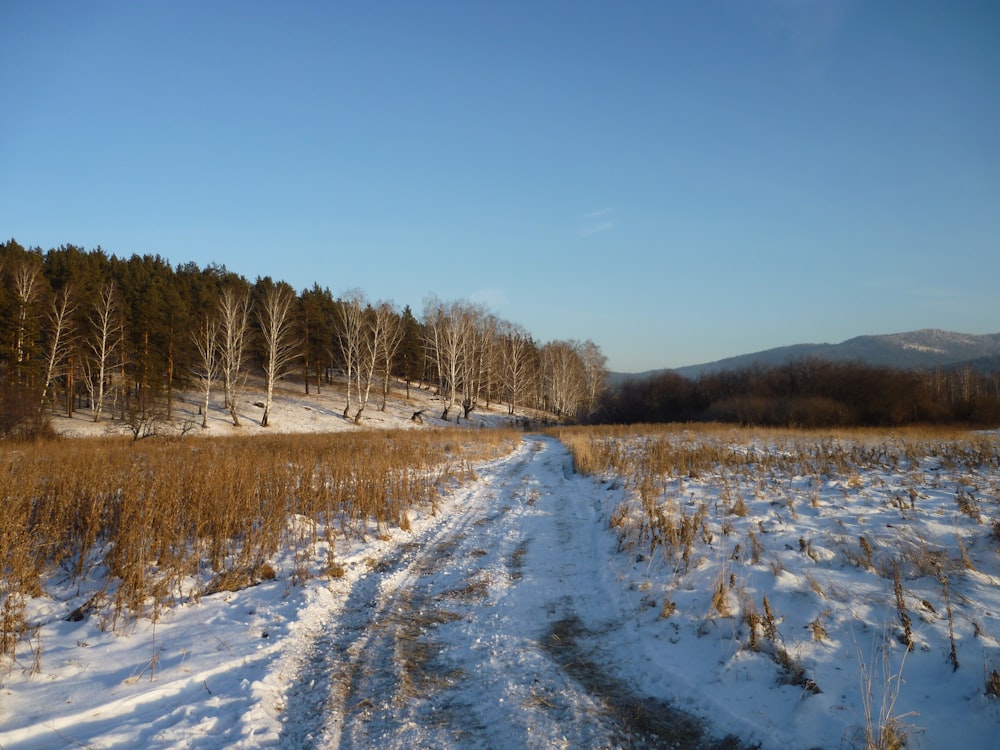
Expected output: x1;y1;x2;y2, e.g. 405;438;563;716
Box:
0;239;607;436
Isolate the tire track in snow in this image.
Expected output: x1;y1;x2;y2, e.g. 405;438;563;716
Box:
278;436;748;749
277;443;537;749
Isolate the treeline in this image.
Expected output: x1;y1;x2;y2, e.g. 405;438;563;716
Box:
0;239;607;437
596;359;1000;428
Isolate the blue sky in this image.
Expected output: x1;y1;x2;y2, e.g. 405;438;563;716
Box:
2;1;998;372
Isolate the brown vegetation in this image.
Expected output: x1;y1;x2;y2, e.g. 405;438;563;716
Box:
0;428;518;662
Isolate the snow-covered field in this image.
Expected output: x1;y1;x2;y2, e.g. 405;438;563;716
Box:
559;426;1000;749
2;403;999;748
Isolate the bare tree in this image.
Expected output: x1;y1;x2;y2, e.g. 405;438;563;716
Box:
375;302;404;411
578;339;608;416
11;256;44;379
499;321;534;416
191;316;220;428
458;305;495;419
540;340;587;419
337;290;366;420
39;285;77;411
422;296;446;404
481;314;503;410
423;298;467;421
350;298;393;424
422;299;513;421
437;303;463;421
82;282;122;423
218;286;252;426
257;282;299;427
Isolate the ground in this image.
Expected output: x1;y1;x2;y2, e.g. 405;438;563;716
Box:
4;389;1000;748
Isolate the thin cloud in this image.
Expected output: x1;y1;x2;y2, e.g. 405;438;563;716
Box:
578;208;616;238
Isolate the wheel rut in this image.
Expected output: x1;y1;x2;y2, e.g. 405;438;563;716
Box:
278;436;753;750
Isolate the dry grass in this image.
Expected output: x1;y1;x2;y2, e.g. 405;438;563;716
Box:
551;422;1000;743
0;428;519;662
859;638;915;750
986;669;1000;699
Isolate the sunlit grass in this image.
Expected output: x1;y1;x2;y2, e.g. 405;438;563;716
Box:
0;428;519;659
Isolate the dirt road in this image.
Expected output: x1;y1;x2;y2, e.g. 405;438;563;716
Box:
277;436;743;749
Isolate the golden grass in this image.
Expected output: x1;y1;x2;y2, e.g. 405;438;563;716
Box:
549;423;998;480
0;428;519;659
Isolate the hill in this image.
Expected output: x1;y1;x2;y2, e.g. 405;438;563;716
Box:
613;329;1000;383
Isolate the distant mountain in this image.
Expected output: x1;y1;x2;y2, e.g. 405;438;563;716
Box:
613;330;1000;384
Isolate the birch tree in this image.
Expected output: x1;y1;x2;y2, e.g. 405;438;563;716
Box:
337;290;366;420
40;285;76;410
422;297;445;405
349;298;394;424
458;305;494;419
578;339;608;416
423;297;464;421
375;302;404;411
11;255;44;381
257;281;299;427
82;282;122;423
540;340;586;419
218;286;251;426
191;316;219;428
499;321;534;416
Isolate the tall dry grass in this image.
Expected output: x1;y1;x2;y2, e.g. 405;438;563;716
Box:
551;423;998;481
0;428;519;660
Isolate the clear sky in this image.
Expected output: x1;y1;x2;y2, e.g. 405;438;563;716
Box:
2;1;998;373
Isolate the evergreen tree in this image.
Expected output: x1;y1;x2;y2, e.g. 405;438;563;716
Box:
298;284;336;395
395;304;423;399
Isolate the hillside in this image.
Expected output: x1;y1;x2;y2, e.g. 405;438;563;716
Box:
49;375;536;439
614;329;1000;383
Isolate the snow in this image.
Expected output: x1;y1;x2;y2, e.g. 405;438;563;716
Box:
46;376;523;439
3;397;1000;747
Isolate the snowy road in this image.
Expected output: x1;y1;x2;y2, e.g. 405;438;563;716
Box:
275;435;740;749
